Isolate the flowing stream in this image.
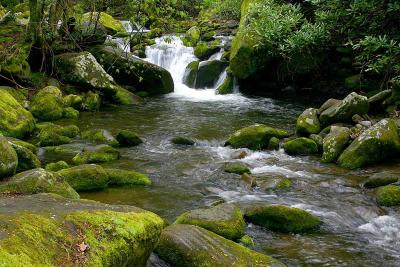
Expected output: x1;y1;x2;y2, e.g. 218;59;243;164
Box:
48;36;400;266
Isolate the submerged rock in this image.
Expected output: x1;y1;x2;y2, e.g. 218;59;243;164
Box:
244;205;321;233
116;130;143;147
105;168;151;186
283;137;319;155
174;203;246;240
338;119;400;169
81;129;119;147
321;126;351;163
0;193;164;266
171;136;195;146
296;108;321;136
224;162;251;175
0;168;79;199
155;224;285;267
72;145;120;165
226;124;289;150
30;86;64;121
0;90;35;138
363;172;399;189
195;60;227;89
0;137;18;180
57;164;109;192
376;185;400;207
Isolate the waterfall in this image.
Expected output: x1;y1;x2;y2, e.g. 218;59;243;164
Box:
145;36;242;101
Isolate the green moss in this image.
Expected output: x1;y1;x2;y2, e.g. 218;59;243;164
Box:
10;143;41;172
296;108;321;136
63;94;83;109
82;12;125;35
244;205;321;233
174;203;246;241
105;168;151;186
171;136;195;146
321;126;351;163
194;41;220;60
376;185;400;206
0;137;18;179
81;129;119;147
239;235;254;248
217;71;234;95
116;130;143;147
283;137;318;155
267;136;280;150
186;26;201;46
37;123;79;139
82;91;101;111
72;145;120;165
224;162;250;175
0;86;27;104
30;86;64;122
38;130;71;147
57;164;109;192
7;138;37;154
63;107;79;119
276;178;292;190
226;124;289;150
183;61;199;88
45;161;69;172
113;86;138;105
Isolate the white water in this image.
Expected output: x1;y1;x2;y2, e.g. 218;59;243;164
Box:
145;35;244;102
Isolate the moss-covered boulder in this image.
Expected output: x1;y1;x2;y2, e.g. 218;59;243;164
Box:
175;203;246;240
105;168;151;186
156;224;284;267
0;137;18;180
186;26;201;46
376;185;400;206
0;168;79;199
72;145;120;165
224;162;251;175
63;94;83;110
0;193;164;266
36;123;79;139
319;92;369;126
309;134;323;152
321;126;351;163
6;138;37;154
81;129;119;147
195;60;227;88
38;128;71;147
45;161;69;172
116;130;143;147
244;205;321;233
0;86;27;105
0;90;35;138
43;145;82;163
296;108;321;136
63;107;79;119
226;124;289;150
217;69;235;95
10;142;41;172
30;86;64;121
82;12;125;35
171;136;195;146
89;45;174;96
283;137;318;156
194;41;220;60
82;91;101;111
183;61;199;88
338;119;400;169
57;164;109;192
363;172;399;189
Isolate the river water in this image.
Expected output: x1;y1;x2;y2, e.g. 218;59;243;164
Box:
62;36;400;266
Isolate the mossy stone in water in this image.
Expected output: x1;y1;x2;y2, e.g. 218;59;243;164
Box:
283;137;318;155
217;69;235;95
82;91;101;111
0;137;18;180
10;143;41;172
45;161;69;172
226;124;289;150
72;145;120;165
105;168;151;186
63;107;79;119
338;119;400;169
30;86;64;122
239;235;254;248
321;126;351;163
38;129;71;147
183;61;199;88
171;136;195;146
57;164;109;192
36;122;79;138
63;94;83;109
116;130;143;147
376;185;400;206
296;108;321;136
6;138;37;154
268;137;280;150
81;129;119;147
186;26;201;46
194;41;220;60
195;60;227;89
174;203;246;240
0;168;79;199
224;162;250;175
156;224;285;267
244;205;321;233
309;134;323;152
364;172;399;189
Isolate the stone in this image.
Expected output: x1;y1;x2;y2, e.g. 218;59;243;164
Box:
82;91;101;111
283;137;319;155
155;224;284;267
224;162;251;175
30;86;64;121
244;204;321;233
364;172;399;189
309;134;323;152
82;12;125;35
45;161;69;172
175;203;246;240
296;108;321;136
195;60;227;89
171;136;195;146
194;41;220;60
0;168;79;199
376;185;400;206
105;168;151;186
183;61;199;88
57;164;109;192
338;119;400;169
0;137;18;180
226;124;289;150
63;107;79;119
217;70;235;95
241;173;257;188
267;137;280;150
63;94;83;110
116;130;143;147
72;145;119;165
318;98;341;114
186;26;201;46
321;126;351;163
10;142;41;172
81;129;119;147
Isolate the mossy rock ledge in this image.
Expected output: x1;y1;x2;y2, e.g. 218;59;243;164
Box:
0;193;165;266
155;224;285;267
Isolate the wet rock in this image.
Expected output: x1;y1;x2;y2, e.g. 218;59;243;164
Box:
30;86;64;121
194;41;220;60
241;173;257;188
244;205;321;233
296;108;321;136
105;168;151;186
0;90;35;138
0;168;79;199
45;161;69;172
183;61;199;88
319;92;369;126
89;45;174;96
364;172;399;189
226;124;289;150
321;126;351;163
57;164;109;191
0;137;18;180
283;137;318;155
239;235;254;248
72;145;119;165
257;176;292;191
0;193;164;266
43;145;82;163
217;69;235;95
37;123;79;139
171;136;195;146
155;224;284;267
116;130;143;147
338;119;400;169
6;138;37;154
63;107;79;119
224;162;250;175
309;134;323;152
195;60;227;89
232;150;248;159
63;94;83;110
82;12;125;35
175;203;246;240
81;129;119;147
36;123;79;147
376;185;400;206
352;114;364;124
10;142;41;172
